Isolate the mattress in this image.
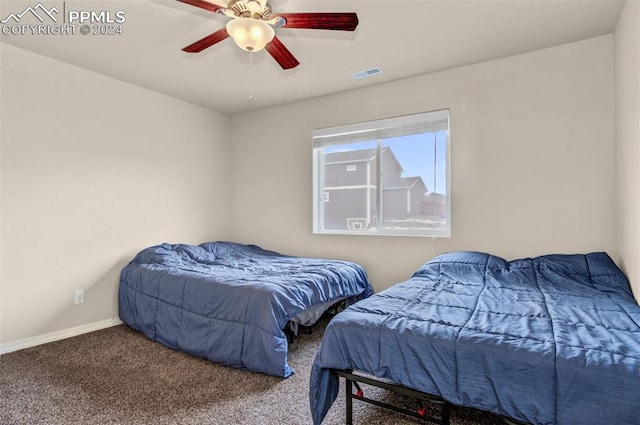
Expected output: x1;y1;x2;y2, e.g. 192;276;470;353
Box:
310;251;640;424
119;241;373;377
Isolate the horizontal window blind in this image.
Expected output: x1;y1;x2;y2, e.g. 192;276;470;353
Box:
313;110;449;147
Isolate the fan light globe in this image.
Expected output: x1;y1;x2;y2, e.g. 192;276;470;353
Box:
226;18;275;52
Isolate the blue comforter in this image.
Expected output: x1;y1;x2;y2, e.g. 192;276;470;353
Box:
310;251;640;425
119;242;373;377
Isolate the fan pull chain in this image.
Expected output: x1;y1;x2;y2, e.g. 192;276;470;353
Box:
248;52;255;104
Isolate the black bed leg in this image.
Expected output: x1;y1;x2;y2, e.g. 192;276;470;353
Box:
346;378;353;425
441;402;451;425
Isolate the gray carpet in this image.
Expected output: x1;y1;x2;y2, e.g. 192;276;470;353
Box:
0;317;505;425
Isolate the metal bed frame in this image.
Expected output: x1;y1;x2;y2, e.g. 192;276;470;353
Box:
330;369;530;425
331;369;451;425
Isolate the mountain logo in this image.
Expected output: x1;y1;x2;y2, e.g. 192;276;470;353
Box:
1;2;60;24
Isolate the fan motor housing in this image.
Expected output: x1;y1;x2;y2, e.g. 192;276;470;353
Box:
227;0;272;20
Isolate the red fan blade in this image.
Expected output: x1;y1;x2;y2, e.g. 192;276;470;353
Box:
277;13;358;31
182;28;229;52
265;37;300;69
176;0;226;14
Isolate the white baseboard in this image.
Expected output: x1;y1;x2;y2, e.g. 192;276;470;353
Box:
0;318;124;355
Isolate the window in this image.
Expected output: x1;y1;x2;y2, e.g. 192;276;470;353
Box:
313;110;450;236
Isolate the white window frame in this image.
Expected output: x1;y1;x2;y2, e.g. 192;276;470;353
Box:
312;110;451;237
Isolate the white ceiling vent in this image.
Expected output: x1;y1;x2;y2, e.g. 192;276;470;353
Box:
350;67;383;80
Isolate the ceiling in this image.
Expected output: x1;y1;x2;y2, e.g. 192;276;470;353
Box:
0;0;627;115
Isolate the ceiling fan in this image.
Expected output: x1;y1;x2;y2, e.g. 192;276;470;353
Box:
178;0;359;69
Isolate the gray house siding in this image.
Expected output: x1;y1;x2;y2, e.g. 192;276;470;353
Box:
382;178;428;220
325;161;369;187
323;147;417;230
323;188;368;230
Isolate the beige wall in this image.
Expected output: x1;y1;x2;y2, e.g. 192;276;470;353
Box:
0;44;230;343
615;0;640;301
229;36;617;292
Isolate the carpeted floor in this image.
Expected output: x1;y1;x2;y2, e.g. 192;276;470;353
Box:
0;317;505;425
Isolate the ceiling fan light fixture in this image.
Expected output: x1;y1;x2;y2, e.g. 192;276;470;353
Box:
226;17;275;52
179;0;358;69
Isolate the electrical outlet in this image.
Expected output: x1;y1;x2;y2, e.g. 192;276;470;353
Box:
74;290;84;305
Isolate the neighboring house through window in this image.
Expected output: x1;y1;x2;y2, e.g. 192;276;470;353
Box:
313;110;450;236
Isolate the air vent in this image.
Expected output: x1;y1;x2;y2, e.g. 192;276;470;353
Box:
350;67;383;80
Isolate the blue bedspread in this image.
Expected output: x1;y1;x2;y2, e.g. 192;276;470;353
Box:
119;242;373;377
310;251;640;425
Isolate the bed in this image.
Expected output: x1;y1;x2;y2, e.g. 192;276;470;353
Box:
118;241;373;378
310;251;640;425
